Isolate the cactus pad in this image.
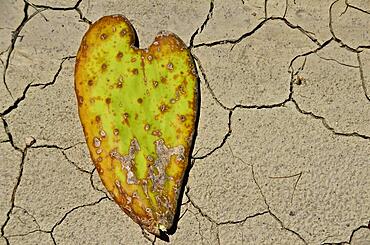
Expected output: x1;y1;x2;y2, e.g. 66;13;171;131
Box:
74;15;198;236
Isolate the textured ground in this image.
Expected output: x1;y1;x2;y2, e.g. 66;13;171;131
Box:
1;0;370;244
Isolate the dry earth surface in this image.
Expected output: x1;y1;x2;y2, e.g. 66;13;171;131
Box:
1;0;370;244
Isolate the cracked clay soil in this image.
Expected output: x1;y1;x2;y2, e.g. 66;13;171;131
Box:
1;0;370;244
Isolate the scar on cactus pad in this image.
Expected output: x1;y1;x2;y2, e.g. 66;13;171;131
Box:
75;15;199;237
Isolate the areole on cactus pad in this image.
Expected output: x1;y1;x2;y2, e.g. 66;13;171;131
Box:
74;15;199;236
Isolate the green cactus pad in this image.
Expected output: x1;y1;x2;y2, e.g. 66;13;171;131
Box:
75;15;198;235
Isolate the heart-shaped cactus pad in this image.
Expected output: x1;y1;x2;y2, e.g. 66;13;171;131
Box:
74;15;198;236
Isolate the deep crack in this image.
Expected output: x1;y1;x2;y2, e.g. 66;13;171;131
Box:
49;196;108;239
2;1;45;99
192;16;320;49
328;0;367;52
291;98;370;140
1;55;75;118
357;53;370;102
0;133;34;245
321;221;370;244
189;0;214;48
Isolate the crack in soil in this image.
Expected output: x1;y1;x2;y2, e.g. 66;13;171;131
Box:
328;0;370;52
31;143;92;174
321;220;370;244
189;0;214;48
357;52;370;102
1;55;75;118
0;130;34;245
2;0;370;243
192;16;320;49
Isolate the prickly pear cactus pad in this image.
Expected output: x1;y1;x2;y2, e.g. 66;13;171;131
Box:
74;15;198;236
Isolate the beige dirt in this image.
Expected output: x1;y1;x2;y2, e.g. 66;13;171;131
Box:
1;0;370;244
